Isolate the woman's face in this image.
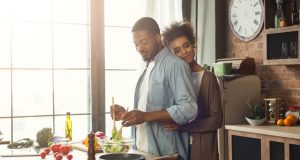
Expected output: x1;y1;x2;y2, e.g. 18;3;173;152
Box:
169;36;195;63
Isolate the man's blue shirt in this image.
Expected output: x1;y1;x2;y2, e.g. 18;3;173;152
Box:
132;47;197;160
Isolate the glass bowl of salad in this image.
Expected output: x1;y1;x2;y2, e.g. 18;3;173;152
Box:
98;136;134;153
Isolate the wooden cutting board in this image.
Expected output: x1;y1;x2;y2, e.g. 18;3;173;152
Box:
70;142;102;153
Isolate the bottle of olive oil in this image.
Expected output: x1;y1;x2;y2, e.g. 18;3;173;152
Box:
65;112;72;141
275;0;286;28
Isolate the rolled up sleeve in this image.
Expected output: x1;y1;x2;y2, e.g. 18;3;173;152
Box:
166;61;198;125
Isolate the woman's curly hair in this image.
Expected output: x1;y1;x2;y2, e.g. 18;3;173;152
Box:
162;21;196;47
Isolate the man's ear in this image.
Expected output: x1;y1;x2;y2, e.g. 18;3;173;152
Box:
155;34;161;43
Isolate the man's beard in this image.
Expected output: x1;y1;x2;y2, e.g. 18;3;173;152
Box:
142;42;160;62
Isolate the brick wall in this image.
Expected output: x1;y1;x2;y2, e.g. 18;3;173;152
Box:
223;0;300;106
224;1;300;106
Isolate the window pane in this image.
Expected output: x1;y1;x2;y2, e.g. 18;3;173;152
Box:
13;117;52;141
104;0;144;27
0;70;11;117
0;119;11;141
53;24;90;68
12;22;52;68
0;0;11;20
12;0;52;22
54;70;90;114
53;0;89;24
13;70;53;116
55;115;91;141
105;70;137;112
105;27;140;69
0;21;11;68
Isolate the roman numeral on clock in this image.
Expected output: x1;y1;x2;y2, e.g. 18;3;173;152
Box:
234;20;238;26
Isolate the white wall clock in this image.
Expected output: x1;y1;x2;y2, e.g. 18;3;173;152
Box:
229;0;264;41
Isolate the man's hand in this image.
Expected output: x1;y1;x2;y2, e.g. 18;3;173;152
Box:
121;110;145;127
110;104;126;121
162;122;182;131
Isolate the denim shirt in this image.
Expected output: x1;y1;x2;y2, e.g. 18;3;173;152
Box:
132;47;198;160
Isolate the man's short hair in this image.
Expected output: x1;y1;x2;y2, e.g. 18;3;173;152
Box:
132;17;160;35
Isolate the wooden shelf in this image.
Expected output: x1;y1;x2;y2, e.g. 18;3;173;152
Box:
264;0;295;29
263;0;300;65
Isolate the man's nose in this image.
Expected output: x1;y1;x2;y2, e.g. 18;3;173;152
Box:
137;45;144;52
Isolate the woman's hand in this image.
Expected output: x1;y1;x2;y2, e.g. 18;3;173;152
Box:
110;104;126;121
162;122;182;131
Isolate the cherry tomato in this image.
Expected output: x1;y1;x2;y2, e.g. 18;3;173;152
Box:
67;154;73;160
55;154;62;160
51;144;61;153
60;145;71;155
43;148;50;154
54;152;60;158
39;151;46;159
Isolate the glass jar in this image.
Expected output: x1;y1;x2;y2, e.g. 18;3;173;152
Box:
286;106;300;125
275;0;286;28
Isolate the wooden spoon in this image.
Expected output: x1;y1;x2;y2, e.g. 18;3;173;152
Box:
111;97;117;139
116;108;128;139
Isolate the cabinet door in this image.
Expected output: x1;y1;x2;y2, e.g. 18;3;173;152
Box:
232;135;261;160
270;141;284;160
290;144;300;160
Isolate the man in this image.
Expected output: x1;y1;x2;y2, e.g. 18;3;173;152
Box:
112;17;197;160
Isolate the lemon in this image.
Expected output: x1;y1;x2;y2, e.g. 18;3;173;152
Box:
277;119;284;126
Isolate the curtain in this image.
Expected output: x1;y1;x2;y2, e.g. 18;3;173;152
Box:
141;0;183;29
192;0;216;66
182;0;192;21
136;0;183;74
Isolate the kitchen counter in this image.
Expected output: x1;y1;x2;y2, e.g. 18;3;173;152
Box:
225;123;300;139
225;124;300;160
0;145;158;160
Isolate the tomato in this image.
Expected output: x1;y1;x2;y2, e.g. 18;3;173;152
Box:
39;151;46;159
55;154;62;160
67;154;73;160
95;131;105;139
54;152;60;158
60;145;71;155
43;148;50;154
51;144;61;153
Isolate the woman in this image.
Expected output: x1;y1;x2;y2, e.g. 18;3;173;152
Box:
162;21;223;160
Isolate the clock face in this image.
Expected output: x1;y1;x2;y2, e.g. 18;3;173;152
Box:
229;0;264;41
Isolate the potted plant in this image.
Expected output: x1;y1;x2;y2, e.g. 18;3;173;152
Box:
245;99;267;126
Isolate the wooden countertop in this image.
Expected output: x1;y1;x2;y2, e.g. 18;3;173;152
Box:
0;145;158;160
225;123;300;140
